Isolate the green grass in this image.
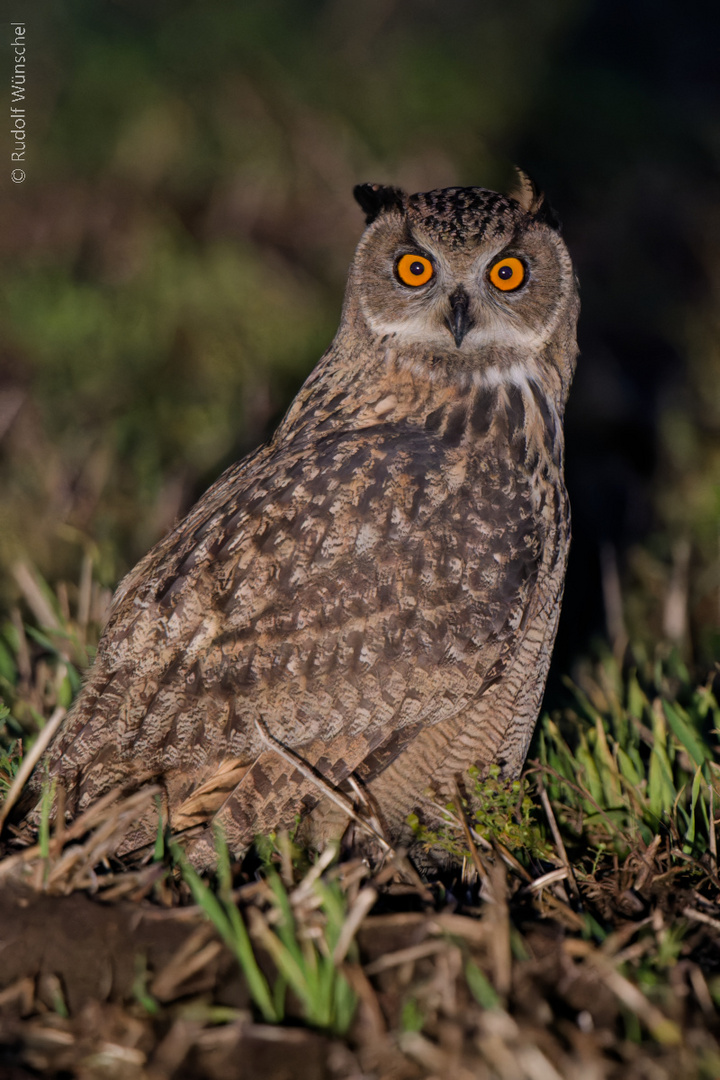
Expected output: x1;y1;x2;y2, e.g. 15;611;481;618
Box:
539;647;719;858
172;833;281;1024
171;831;357;1033
409;646;719;884
0;706;20;797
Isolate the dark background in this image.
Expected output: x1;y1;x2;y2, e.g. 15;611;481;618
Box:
0;0;718;679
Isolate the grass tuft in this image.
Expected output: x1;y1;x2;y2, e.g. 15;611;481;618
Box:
171;831;358;1033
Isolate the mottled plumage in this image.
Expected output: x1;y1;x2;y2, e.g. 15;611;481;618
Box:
28;179;579;867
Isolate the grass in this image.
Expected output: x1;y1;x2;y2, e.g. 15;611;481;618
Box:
548;664;718;861
0;706;20;798
409;646;719;892
171;834;281;1025
0;565;719;1078
541;647;720;857
168;828;362;1034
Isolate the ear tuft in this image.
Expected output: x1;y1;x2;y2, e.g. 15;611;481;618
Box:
508;167;561;230
508;167;543;214
353;183;405;225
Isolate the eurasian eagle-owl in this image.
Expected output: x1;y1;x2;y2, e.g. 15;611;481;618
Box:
28;178;579;868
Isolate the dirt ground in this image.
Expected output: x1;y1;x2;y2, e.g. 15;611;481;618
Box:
1;792;719;1080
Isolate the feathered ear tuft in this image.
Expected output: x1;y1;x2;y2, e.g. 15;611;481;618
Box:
353;183;406;225
508;167;561;230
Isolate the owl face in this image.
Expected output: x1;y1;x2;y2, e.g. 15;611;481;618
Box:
349;184;579;388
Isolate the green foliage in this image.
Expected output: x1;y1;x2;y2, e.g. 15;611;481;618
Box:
172;832;357;1034
132;956;161;1017
409;649;718;876
464;960;501;1010
0;567;100;749
539;648;719;858
38;778;57;862
469;766;552;853
408;765;553;865
261;867;358;1034
172;835;279;1023
401;997;425;1033
0;718;21;796
253;814;307;872
637;924;686;987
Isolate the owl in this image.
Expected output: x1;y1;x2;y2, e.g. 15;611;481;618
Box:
26;177;579;868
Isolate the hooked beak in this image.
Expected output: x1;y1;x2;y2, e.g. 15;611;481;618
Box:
445;287;474;347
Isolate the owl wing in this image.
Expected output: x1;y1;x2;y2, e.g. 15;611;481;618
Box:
47;418;542;835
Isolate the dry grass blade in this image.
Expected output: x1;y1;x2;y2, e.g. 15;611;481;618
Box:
151;925;223;1002
45;787;161;893
373;846;435;901
289;842;339;908
0;784;161;886
682;905;720;933
0;706;66;832
452;783;489;884
399;1030;477;1080
364;938;449;975
485;861;512;998
0;976;35;1014
632;834;662;891
338;961;386;1036
525;867;569;894
12;561;61;632
332;886;377;965
429;912;491;946
564;939;682;1045
150;1018;206;1077
687;964;715;1019
93;862;166;903
476;1009;565;1080
537;778;580;898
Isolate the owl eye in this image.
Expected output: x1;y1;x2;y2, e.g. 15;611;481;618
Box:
489;256;526;292
396;253;434;287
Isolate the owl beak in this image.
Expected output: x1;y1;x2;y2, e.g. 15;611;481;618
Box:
446;287;474;347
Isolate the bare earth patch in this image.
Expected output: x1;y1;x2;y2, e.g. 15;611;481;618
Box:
1;774;719;1080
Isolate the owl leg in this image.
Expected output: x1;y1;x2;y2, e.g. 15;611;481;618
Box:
178;723;402;869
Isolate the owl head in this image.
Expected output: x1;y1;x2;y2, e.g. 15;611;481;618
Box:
345;177;579;402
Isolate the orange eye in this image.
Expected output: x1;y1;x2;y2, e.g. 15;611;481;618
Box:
489;257;526;292
396;253;434;287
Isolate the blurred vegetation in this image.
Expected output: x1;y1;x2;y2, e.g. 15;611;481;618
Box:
0;0;718;676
